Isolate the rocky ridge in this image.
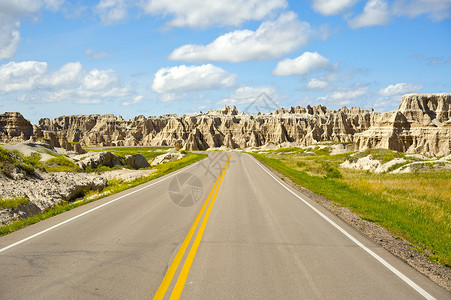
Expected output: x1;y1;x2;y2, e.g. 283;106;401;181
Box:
355;93;451;156
1;93;450;156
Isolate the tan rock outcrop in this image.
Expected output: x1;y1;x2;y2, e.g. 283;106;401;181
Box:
355;94;451;156
0;112;33;142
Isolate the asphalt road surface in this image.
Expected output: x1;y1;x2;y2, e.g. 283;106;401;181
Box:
0;152;449;299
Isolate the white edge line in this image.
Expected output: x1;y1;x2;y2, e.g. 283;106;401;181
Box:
0;160;202;254
249;154;436;300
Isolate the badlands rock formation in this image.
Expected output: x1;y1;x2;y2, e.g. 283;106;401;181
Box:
356;94;451;156
0;112;33;142
1;93;450;156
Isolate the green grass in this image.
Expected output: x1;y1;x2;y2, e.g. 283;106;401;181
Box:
0;152;207;236
274;147;305;154
0;146;42;176
85;164;123;173
44;156;80;172
350;148;405;163
0;197;29;209
252;151;451;267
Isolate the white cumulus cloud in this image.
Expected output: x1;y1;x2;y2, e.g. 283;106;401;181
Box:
0;61;47;92
312;0;358;15
378;83;423;96
142;0;287;28
169;12;312;63
273;52;330;76
0;60;130;103
39;62;83;87
82;69;118;90
348;0;391;28
152;64;236;94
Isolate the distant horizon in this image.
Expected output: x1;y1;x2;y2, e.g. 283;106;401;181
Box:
1;1;450;124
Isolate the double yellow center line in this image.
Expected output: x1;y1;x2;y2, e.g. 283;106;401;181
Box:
153;154;231;300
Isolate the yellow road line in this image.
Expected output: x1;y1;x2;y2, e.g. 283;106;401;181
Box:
170;155;231;300
153;155;230;300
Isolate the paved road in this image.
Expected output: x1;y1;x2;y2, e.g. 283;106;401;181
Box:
0;153;449;299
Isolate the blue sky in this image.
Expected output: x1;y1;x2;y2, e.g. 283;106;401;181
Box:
0;0;450;123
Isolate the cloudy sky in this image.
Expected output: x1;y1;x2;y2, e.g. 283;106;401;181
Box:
0;0;450;122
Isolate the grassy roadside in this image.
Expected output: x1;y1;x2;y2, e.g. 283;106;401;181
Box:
0;152;207;236
251;151;451;268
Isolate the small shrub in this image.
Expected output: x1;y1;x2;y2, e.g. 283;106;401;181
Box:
345;155;358;163
0;197;29;209
312;147;330;156
296;161;306;168
275;147;301;153
18;162;35;175
44;156;80;172
0;147;41;176
321;161;343;179
23;153;42;166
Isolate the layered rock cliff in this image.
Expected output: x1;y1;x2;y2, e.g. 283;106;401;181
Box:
355;94;451;156
1;93;450;156
29;105;378;151
0;112;33;142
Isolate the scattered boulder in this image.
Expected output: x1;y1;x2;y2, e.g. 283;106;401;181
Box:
340;156;381;172
151;151;185;166
330;143;355;155
125;154;150;169
73;151;121;169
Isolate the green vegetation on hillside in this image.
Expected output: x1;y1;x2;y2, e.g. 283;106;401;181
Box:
0;197;30;209
44;156;80;172
252;147;451;267
0;146;42;176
